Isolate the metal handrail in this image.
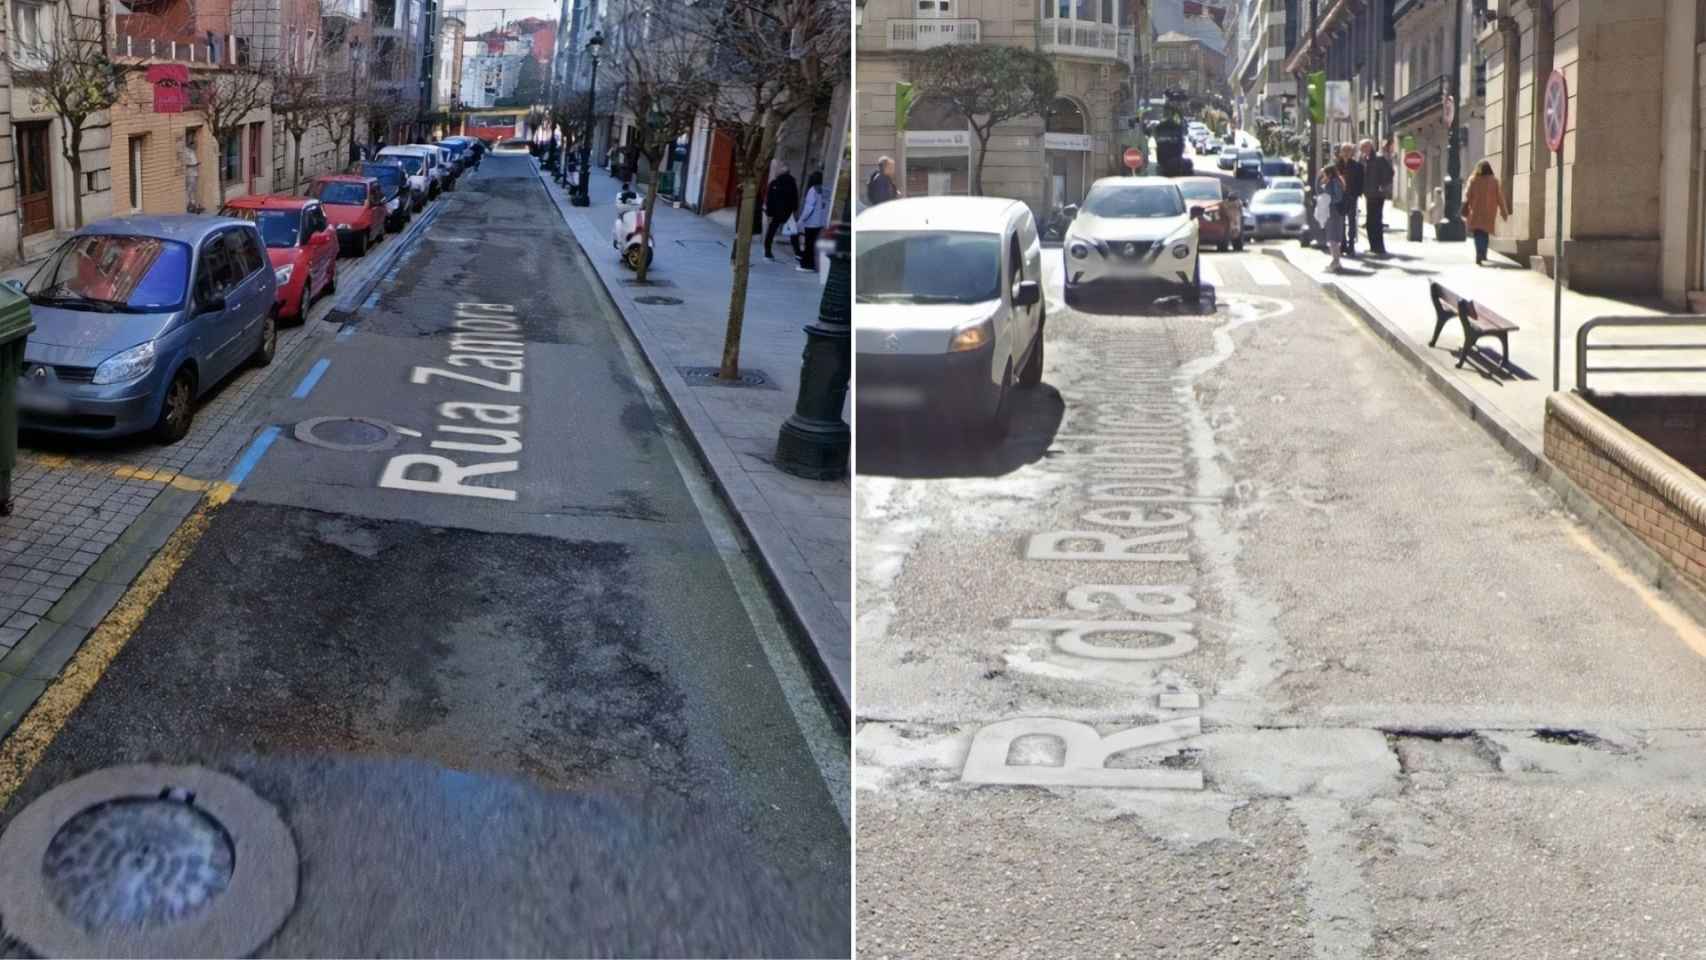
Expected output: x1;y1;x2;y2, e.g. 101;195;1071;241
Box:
1576;315;1706;394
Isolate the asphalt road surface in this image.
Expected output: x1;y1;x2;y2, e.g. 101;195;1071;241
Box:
856;243;1706;957
0;154;850;957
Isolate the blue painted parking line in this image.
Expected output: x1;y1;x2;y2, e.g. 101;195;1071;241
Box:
226;426;282;486
291;358;331;399
336;325;355;341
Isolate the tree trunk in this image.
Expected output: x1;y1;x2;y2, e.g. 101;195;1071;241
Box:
63;123;86;228
635;150;662;284
717;121;778;381
292;129;304;193
973;129;992;197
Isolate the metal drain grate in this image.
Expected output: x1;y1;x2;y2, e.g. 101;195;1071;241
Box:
621;278;676;288
44;793;234;933
635;295;684;305
295;416;405;452
676;366;778;389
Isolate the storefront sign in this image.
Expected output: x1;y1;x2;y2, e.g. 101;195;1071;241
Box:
1043;132;1092;152
147;63;190;113
904;130;969;148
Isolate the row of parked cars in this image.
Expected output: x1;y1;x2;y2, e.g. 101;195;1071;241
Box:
6;136;487;444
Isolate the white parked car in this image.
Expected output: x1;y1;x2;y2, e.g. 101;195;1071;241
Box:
1063;176;1203;305
377;146;440;203
854;197;1046;439
410;144;456;192
1266;176;1306;192
1242;188;1308;239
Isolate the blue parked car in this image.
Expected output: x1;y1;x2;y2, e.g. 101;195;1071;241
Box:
12;216;278;443
436;138;474;173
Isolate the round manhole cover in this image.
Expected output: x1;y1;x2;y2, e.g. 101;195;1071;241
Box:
635;295;683;305
45;794;234;931
295;416;403;452
0;766;298;958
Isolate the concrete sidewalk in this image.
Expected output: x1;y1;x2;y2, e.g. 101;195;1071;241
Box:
538;165;850;714
1263;227;1685;446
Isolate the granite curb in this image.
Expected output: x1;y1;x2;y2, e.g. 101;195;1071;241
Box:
532;164;850;718
1263;244;1706;628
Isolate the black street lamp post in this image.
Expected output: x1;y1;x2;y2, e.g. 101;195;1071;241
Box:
1438;0;1467;240
775;185;851;481
571;30;603;207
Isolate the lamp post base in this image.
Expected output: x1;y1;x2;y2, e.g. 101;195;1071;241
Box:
569;193;591;207
775;413;850;481
1434;218;1466;242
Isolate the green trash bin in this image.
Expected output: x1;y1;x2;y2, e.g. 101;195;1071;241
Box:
0;281;34;516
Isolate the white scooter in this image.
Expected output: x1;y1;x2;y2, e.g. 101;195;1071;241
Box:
612;184;654;271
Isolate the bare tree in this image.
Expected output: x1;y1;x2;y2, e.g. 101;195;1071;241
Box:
8;0;122;228
310;94;357;170
613;10;710;283
690;0;849;380
194;63;271;203
271;64;323;193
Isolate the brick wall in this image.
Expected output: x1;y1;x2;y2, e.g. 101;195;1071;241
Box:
1546;394;1706;592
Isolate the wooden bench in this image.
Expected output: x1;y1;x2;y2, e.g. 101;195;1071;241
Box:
1429;281;1520;373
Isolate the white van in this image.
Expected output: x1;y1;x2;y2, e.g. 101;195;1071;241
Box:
854;196;1045;438
379;145;443;199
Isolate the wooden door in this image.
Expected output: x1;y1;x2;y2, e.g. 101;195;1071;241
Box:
703;129;734;212
17;123;52;237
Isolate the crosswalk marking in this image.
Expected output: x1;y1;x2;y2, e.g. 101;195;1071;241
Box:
1198;258;1222;287
1243;257;1289;287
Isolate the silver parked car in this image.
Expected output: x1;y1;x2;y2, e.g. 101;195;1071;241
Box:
1062;177;1203;305
15;216;278;442
1242;188;1308;240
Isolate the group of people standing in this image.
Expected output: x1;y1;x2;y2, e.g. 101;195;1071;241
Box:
1314;138;1395;271
762;159;830;272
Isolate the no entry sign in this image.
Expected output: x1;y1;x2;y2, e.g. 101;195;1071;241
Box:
1403;150;1424;173
1123;147;1143;171
1544;69;1568;153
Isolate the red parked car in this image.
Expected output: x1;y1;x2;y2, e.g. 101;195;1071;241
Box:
219;195;338;322
308;174;387;255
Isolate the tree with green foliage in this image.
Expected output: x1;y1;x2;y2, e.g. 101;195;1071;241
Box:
910;45;1056;196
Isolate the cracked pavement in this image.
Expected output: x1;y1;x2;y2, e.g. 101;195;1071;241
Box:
854;245;1706;957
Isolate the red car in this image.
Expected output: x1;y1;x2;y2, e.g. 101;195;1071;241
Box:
1177;176;1245;252
308;174;388;256
219;195;338;322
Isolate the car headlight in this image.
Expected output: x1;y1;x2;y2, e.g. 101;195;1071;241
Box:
948;320;993;353
1068;241;1090;260
92;340;156;385
275;263;295;285
1172;244;1191;260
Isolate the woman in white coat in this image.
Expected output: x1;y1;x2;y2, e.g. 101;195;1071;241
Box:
796;171;828;272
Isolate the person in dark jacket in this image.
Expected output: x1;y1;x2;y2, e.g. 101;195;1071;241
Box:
763;161;800;260
1338;142;1364;257
867;157;899;206
1362;138;1394;255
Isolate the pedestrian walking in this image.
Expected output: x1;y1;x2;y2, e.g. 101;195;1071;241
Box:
1317;162;1346;272
1463;160;1508;265
796;171;827;273
867;157;898;206
764;160;800;261
1339;142;1364;258
1363;138;1394;255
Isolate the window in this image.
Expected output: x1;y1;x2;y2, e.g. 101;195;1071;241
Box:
11;0;45;61
26;235;191;311
915;0;950;15
855;231;1000;305
220;133;242;183
193;235;241;303
232;228;266;276
128;136;146;211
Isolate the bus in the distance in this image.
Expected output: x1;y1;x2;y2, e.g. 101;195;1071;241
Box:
463;113;522;144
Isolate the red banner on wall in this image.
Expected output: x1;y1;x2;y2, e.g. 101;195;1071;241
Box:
147;63;189;113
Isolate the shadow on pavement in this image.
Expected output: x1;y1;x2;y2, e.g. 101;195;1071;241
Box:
857;384;1065;479
1066;285;1219;317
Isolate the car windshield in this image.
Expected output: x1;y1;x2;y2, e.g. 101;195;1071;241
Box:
1255;190;1304;206
221;207;302;248
855;230;1000;305
1178;182;1221;202
309;181;369;205
1083;184;1185;219
1262;161;1294;174
384;154;424;174
361;166;403;191
1240;152;1261;162
26;234;191;312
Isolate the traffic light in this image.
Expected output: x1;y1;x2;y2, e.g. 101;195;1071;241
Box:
1474;61;1487;98
1307;71;1325;124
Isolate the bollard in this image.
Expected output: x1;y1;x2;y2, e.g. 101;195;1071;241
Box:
774;223;850;480
1409;208;1424;242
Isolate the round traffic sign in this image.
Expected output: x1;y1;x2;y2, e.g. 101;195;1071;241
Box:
1442;94;1455;127
1403;150;1424;173
1544;68;1568;153
1123;146;1143;170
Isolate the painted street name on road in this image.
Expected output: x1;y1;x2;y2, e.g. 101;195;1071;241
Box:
379;302;528;501
962;334;1213;791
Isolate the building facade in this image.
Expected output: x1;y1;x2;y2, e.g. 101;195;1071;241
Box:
1388;0;1480;220
1231;0;1291;126
433;14;464;111
1153;30;1227;96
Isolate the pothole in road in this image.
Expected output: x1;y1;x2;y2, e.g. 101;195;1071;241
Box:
295;415;404;452
0;765;298;958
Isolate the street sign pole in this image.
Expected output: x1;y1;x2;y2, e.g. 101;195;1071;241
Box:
1545;69;1568;392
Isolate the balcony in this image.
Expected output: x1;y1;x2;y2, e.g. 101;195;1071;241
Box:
1039;19;1120;60
887;18;979;50
1390;74;1446;127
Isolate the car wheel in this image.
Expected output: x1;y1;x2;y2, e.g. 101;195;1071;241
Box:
1217;238;1229;253
1063;286;1079;309
623;245;646;271
354;232;368;257
1184;256;1202;303
252;308;277;367
1018;314;1045;387
984;360;1013;441
326;263;337;296
153;367;195;445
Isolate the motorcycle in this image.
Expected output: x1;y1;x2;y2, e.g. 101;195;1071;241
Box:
612;186;655;271
1042;203;1079;242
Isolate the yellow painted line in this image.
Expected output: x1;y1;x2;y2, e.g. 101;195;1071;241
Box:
20;456;217;493
0;489;226;808
1563;524;1706;660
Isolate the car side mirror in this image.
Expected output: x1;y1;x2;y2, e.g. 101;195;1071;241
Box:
1;279;24;296
197;295;227;315
1014;280;1040;308
1190;206;1205;220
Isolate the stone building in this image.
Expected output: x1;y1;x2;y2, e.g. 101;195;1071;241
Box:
1389;0;1481;219
1231;0;1292;127
857;0;1140;213
1477;0;1693;301
1153;30;1227;97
